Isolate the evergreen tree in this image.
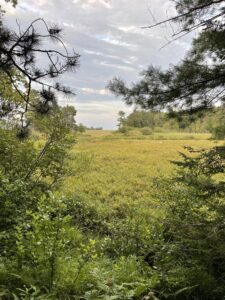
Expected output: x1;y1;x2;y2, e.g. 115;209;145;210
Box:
108;1;225;118
0;0;79;136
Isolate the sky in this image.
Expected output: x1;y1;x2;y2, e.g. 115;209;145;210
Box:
1;0;192;129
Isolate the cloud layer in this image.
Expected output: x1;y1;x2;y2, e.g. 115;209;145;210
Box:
2;0;191;128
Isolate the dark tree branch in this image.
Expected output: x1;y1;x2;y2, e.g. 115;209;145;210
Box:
142;0;224;30
0;17;80;131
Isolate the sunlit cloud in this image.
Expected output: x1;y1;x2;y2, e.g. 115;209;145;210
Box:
95;35;135;48
80;88;110;95
100;61;136;71
72;0;112;9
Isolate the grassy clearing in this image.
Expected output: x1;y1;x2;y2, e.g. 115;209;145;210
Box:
62;130;217;215
79;129;211;141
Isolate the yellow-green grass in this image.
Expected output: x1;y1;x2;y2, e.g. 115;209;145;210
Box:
79;129;211;141
62;131;220;216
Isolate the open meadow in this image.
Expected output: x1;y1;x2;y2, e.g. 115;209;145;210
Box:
63;130;216;215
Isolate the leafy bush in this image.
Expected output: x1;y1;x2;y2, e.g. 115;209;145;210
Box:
118;126;130;134
141;128;153;135
211;125;225;140
151;146;225;299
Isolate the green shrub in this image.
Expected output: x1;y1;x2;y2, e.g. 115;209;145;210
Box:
118;126;130;133
151;146;225;299
212;125;225;139
141;128;153;135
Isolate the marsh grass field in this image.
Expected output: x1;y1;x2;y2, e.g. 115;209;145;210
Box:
63;130;217;214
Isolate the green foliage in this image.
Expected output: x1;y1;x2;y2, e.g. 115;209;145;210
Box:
116;108;224;137
77;123;87;133
118;126;130;134
117;111;126;130
1;122;223;299
81;257;156;300
0;104;76;250
211;124;225;140
125;111;163;129
118;108;224;134
14;196;82;290
0;70;77;298
141;128;153;135
150;146;225;299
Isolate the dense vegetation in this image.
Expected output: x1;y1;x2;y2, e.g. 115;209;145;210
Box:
118;108;224;136
0;0;225;299
1;126;220;299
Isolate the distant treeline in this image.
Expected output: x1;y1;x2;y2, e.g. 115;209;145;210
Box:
76;123;103;132
120;107;224;133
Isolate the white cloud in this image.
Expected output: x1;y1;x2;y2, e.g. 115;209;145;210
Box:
117;25;137;33
95;35;135;48
99;0;112;9
72;0;112;9
83;49;122;61
80;88;110;95
100;61;136;71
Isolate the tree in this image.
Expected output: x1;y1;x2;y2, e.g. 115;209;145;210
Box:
150;146;225;299
125;111;164;129
0;1;79;136
108;1;225;117
0;103;76;257
212;124;225;139
60;105;77;130
0;0;79;289
117;110;126;130
77;123;87;133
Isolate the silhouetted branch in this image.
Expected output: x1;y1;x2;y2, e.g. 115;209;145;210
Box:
0;17;80;131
